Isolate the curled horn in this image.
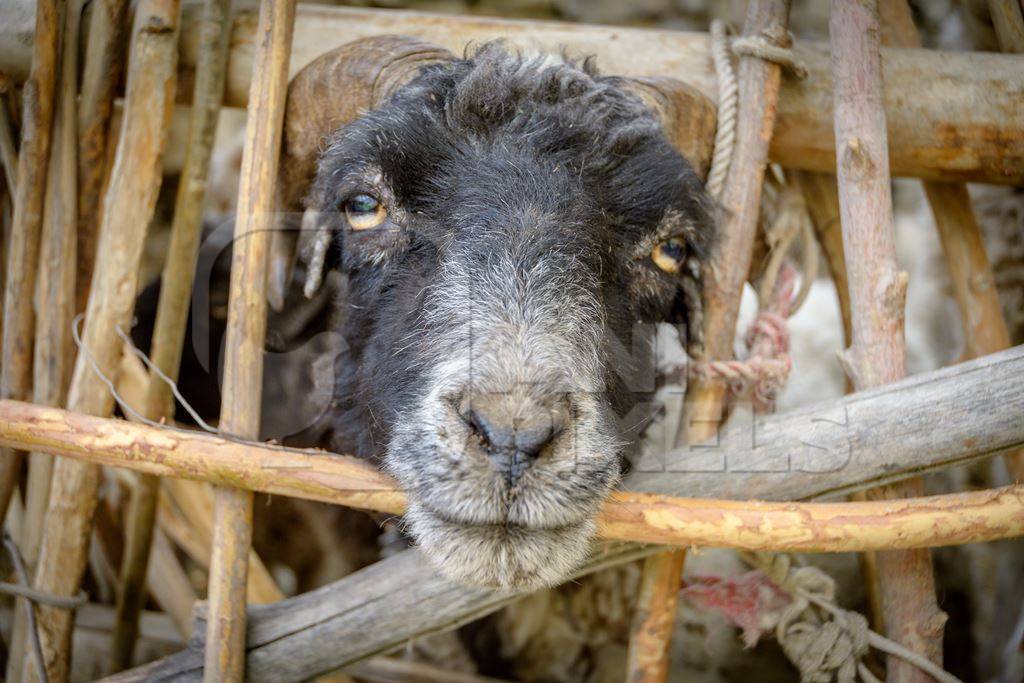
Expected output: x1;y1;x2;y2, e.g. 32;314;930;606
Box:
615;77;718;182
271;36;455;305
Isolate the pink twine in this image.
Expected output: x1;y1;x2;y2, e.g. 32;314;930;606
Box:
690;263;798;412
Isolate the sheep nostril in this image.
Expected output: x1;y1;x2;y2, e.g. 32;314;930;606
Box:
463;396;567;478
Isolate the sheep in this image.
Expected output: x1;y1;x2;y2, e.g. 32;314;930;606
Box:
275;36;715;590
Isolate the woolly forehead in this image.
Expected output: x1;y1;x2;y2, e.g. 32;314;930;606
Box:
311;51;711;251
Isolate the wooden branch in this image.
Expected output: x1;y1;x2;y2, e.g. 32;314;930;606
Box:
0;0;62;525
7;2;80;680
988;0;1024;52
21;0;180;679
650;2;793;680
792;170;851;344
109;0;231;671
830;1;944;679
3;357;1024;550
206;0;295;679
626;550;687;683
162;478;285;603
0;97;17;198
76;0;129;315
147;527;198;638
183;4;1024;184
4;2;1023;183
2;348;1015;512
94;370;1024;683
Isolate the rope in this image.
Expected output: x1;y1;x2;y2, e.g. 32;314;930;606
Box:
745;553;963;683
706;20;739;200
693;24;818;411
731;35;809;79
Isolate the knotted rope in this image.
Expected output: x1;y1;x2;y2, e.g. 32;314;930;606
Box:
745;553;962;683
690;23;817;412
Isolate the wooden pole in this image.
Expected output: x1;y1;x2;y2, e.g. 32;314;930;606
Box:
90;339;1024;681
108;0;231;671
20;0;180;678
632;2;793;680
76;0;129;315
204;0;295;679
879;0;1024;486
626;549;687;682
0;398;1021;555
829;1;945;680
988;0;1024;52
0;95;17;198
6;1;80;680
0;0;62;524
5;2;1024;183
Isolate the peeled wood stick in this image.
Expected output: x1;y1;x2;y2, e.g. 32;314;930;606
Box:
0;0;62;524
22;0;180;679
830;1;944;679
626;549;687;683
205;0;295;679
76;0;128;315
2;397;1022;550
109;0;231;671
7;3;80;681
647;3;791;679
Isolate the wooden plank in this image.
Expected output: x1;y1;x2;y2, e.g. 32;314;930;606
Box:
204;0;295;679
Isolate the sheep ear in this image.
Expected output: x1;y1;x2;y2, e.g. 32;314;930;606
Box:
279;35;456;298
615;77;718;183
615;78;716;358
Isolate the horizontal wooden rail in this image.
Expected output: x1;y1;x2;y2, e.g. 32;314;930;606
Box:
1;397;1022;552
97;347;1024;682
1;3;1023;184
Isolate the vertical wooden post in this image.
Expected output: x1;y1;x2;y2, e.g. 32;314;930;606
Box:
109;0;232;671
76;0;129;315
0;0;63;522
627;3;793;682
22;0;181;679
878;0;1023;482
7;2;81;680
204;0;295;679
829;1;946;680
987;0;1024;52
626;549;688;682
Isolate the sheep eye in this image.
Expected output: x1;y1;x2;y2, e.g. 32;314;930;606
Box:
651;238;686;274
344;193;387;231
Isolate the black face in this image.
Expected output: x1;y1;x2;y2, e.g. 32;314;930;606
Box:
309;44;714;589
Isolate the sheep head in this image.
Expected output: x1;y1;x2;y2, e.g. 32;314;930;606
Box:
283;36;716;590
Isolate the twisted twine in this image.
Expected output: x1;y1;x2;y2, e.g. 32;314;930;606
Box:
746;553;962;683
